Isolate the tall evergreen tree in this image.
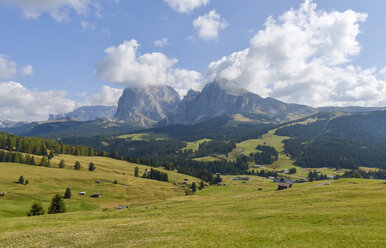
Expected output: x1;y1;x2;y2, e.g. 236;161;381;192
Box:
74;161;81;170
39;157;49;167
59;159;65;169
199;180;205;190
134;167;139;177
18;175;25;184
48;194;66;214
88;162;96;172
25;179;29;185
191;182;197;192
28;202;45;216
64;188;71;199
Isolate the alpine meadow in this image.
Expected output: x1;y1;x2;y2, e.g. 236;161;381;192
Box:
0;0;385;247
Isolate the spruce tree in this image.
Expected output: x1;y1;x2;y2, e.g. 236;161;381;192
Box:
134;167;139;177
64;188;71;199
25;179;29;185
191;182;197;192
39;157;49;167
113;179;117;184
74;161;81;170
88;162;96;172
28;202;45;216
59;159;65;169
48;151;54;160
48;194;66;214
199;180;205;190
18;175;24;184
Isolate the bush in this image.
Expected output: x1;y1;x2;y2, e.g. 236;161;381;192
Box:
18;175;24;184
28;202;45;216
88;162;96;172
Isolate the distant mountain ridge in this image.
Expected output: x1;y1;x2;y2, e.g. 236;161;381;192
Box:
50;105;117;121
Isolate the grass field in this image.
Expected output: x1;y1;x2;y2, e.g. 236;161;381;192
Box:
0;155;200;218
118;132;169;141
181;138;212;151
0;176;385;247
229;129;345;179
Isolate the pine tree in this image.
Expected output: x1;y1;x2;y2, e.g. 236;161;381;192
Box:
88;162;96;172
191;182;197;192
39;157;49;167
64;188;71;199
18;175;24;184
48;194;66;214
199;180;205;190
134;167;139;177
48;151;54;160
25;179;29;185
74;161;81;170
113;179;117;184
28;202;45;216
59;159;65;169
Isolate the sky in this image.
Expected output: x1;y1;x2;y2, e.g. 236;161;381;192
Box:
0;0;386;121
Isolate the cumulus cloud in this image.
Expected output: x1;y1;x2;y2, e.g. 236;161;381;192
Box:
20;65;33;76
0;54;33;78
207;0;386;107
0;81;77;121
0;0;99;22
164;0;209;13
95;39;202;96
0;55;17;79
380;67;386;77
193;10;227;41
154;38;169;48
91;85;123;106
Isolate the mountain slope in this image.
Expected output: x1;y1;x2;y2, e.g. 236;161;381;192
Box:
115;85;181;126
173;79;317;123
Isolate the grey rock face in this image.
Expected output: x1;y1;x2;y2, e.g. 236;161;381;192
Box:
175;78;316;123
115;85;181;126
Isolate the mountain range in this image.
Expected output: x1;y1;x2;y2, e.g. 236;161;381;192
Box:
2;78;386;137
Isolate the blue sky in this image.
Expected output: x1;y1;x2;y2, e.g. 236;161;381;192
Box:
0;0;386;121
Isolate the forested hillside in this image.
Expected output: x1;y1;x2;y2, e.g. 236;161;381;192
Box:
275;111;386;169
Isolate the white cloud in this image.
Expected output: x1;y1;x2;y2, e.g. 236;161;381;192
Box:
91;85;123;106
0;81;77;121
0;55;17;79
207;0;386;107
0;0;99;22
95;39;202;95
164;0;209;13
0;54;33;78
380;66;386;77
81;20;96;30
154;38;169;48
193;10;227;41
20;65;33;76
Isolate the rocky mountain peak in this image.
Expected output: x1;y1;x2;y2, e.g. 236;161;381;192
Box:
115;85;181;126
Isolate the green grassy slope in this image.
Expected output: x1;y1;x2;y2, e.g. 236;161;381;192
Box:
229;129;344;178
0;178;385;247
0;155;201;218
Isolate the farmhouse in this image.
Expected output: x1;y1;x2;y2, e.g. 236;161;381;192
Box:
116;205;128;210
79;192;86;195
95;180;102;184
0;192;7;197
91;193;102;198
277;182;292;190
